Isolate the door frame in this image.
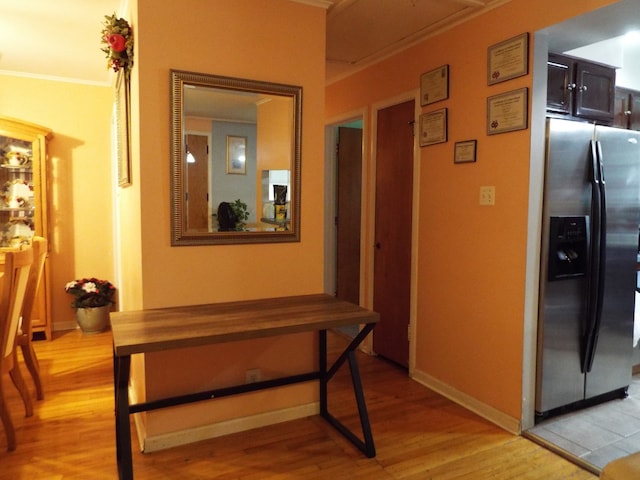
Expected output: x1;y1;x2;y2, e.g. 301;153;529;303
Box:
521;32;552;431
370;90;420;375
324;109;369;348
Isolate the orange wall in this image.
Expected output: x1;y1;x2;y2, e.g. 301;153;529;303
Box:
121;0;327;441
326;0;619;421
0;75;114;329
257;98;293;211
129;0;325;309
144;333;317;436
257;97;293;173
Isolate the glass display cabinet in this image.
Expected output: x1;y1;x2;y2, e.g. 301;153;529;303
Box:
0;116;52;339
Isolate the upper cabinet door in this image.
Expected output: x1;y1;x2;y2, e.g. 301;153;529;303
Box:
546;53;616;126
614;88;631;129
574;60;616;123
614;87;640;131
547;53;574;116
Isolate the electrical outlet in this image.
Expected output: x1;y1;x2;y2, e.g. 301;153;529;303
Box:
479;186;495;206
245;368;261;384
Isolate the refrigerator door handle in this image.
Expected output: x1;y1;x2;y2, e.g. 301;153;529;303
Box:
582;140;607;373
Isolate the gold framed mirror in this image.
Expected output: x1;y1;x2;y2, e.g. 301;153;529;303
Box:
170;70;302;245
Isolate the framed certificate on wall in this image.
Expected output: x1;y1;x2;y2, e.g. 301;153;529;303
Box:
487;88;528;135
487;33;529;85
420;65;449;106
419;108;448;146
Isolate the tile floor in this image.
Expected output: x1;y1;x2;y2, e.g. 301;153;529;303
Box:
526;375;640;473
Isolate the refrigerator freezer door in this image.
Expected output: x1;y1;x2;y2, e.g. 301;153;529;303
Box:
536;119;595;414
585;126;640;399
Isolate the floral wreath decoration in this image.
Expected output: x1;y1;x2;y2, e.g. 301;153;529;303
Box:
100;13;134;75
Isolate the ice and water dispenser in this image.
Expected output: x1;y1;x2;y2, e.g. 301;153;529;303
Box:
548;216;588;281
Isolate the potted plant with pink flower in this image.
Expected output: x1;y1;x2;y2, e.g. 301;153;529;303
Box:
64;278;116;334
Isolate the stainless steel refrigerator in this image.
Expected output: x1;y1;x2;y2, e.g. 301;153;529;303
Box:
536;117;640;419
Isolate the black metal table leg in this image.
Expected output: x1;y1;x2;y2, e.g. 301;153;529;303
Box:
114;353;133;480
319;323;376;458
319;329;328;417
347;349;375;457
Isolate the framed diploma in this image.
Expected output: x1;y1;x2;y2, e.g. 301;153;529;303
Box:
420;64;449;106
487;88;528;135
487;33;529;85
454;140;477;164
419;108;448;147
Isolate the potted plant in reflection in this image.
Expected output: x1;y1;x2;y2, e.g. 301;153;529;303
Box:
230;199;249;231
64;278;116;334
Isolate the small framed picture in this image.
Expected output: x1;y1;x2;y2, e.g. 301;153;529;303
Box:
487;88;528;135
420;64;449;106
419;108;448;147
454;140;477;164
226;135;247;174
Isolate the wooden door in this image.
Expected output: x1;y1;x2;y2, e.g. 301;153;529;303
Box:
336;127;363;305
372;100;414;367
186;134;209;230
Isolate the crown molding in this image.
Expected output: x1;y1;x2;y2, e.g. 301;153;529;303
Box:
288;0;332;9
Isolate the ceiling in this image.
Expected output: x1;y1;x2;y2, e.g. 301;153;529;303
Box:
0;0;503;86
324;0;503;82
1;0;639;86
542;0;640;53
0;0;125;85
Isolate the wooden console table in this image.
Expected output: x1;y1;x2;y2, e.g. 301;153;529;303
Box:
111;293;379;480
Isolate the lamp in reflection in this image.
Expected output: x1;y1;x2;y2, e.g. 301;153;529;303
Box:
186;150;196;164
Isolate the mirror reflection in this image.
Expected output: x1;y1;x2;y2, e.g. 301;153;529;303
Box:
170;70;301;245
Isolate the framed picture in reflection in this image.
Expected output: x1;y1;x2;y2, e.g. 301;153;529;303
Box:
226;135;247;175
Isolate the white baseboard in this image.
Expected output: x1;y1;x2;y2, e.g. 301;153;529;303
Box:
139;402;320;453
411;368;521;435
128;385;147;452
53;321;79;332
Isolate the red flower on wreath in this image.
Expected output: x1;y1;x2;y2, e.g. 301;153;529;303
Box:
107;33;126;53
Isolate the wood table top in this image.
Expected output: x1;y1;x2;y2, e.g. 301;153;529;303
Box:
111;293;378;357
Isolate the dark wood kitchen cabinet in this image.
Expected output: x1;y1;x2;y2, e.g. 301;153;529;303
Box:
547;53;616;125
614;87;640;130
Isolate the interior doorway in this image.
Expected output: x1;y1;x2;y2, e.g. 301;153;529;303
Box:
372;99;415;368
324;117;365;339
185;132;212;231
336;126;363;306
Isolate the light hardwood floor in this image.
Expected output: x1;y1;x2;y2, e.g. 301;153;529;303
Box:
0;329;596;479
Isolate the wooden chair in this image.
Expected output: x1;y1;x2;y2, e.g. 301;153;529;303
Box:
0;247;34;451
17;237;47;400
